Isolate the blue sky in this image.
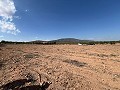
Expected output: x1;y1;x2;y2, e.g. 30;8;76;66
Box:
0;0;120;41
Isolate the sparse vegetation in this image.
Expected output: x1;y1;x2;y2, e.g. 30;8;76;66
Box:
0;43;5;47
0;61;4;69
24;53;40;59
64;60;87;67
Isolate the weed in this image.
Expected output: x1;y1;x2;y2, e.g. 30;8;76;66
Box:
0;44;5;47
24;53;40;59
110;54;117;57
97;54;109;57
0;61;4;69
112;59;120;62
64;60;87;67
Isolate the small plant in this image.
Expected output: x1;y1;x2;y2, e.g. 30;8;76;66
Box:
113;59;120;62
110;54;117;57
0;61;4;69
64;60;87;67
24;53;40;59
0;43;5;47
97;54;108;57
24;54;34;59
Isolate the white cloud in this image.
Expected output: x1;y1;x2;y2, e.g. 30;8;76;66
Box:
0;0;20;35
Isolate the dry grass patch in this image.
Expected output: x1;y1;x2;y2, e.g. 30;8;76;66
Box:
63;60;87;67
23;53;40;59
0;61;4;69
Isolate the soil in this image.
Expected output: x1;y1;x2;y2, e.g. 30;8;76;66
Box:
0;44;120;90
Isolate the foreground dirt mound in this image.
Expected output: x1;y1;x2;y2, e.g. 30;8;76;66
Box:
0;44;120;90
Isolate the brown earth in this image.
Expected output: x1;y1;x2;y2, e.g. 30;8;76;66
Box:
0;44;120;90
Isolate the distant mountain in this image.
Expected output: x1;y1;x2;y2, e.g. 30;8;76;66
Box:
51;38;93;44
30;40;46;43
28;38;93;44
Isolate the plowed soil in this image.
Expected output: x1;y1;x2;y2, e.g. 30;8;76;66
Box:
0;44;120;90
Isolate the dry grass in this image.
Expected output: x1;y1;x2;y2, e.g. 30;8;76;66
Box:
0;61;4;69
63;60;87;67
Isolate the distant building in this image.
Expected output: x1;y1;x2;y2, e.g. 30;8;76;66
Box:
78;43;82;45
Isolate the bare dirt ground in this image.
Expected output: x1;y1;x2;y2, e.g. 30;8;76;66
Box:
0;44;120;90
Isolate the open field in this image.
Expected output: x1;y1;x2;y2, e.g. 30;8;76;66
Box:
0;44;120;90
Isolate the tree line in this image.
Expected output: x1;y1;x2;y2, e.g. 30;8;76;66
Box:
0;40;56;45
0;40;120;45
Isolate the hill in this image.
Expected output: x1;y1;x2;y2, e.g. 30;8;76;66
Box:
51;38;93;44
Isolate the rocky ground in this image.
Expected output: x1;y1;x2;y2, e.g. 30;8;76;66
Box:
0;44;120;90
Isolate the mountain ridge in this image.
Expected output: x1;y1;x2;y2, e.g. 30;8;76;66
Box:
51;38;93;43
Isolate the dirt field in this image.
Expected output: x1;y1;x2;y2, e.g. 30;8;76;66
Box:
0;44;120;90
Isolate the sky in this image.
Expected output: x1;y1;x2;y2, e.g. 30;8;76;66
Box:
0;0;120;41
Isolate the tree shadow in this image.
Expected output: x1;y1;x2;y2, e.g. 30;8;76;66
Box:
0;79;33;90
0;79;52;90
19;81;52;90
